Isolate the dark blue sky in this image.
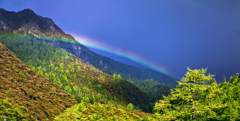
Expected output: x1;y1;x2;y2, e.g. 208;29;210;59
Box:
1;0;240;80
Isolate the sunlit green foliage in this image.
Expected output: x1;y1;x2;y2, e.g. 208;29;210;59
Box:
112;73;123;81
153;69;240;121
0;34;117;104
2;33;240;121
0;34;151;119
219;74;240;120
0;99;29;121
127;103;135;111
54;102;146;121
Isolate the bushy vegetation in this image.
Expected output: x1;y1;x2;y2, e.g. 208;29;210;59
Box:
54;102;147;121
0;34;151;118
0;99;29;121
0;42;75;120
153;69;240;121
1;34;240;121
0;34;117;104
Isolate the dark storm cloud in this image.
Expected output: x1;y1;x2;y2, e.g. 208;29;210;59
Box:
1;0;240;80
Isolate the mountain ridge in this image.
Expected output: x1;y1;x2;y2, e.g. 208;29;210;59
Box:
0;6;239;121
0;8;74;40
0;8;176;87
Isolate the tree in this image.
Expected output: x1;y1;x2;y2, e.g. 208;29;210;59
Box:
112;73;123;81
154;69;225;120
127;103;135;111
218;74;240;120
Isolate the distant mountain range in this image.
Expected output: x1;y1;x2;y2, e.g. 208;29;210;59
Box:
0;8;176;87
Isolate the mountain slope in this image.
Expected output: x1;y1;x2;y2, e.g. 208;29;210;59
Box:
54;102;149;121
0;8;176;87
0;99;29;121
0;42;76;120
90;47;148;69
0;8;73;39
0;8;172;112
53;41;176;87
0;33;151;111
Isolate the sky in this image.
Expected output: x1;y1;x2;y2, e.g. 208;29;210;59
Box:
1;0;240;80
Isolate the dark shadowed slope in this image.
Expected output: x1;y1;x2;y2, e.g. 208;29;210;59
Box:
0;42;76;120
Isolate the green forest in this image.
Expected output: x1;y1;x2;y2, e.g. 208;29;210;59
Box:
0;34;239;121
0;6;239;121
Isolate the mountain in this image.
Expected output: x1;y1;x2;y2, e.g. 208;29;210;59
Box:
0;8;73;39
0;32;152;110
90;47;151;70
0;7;238;121
0;42;76;120
0;34;152;120
0;8;176;87
0;8;174;115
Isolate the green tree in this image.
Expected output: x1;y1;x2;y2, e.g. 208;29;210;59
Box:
154;69;225;121
112;73;123;81
218;74;240;120
127;103;135;111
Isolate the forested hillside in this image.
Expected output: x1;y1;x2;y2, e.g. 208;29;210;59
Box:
0;33;153;110
0;8;176;88
0;43;75;120
1;39;240;120
0;8;239;121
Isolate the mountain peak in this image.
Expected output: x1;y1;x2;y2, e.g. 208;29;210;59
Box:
18;8;36;15
0;9;75;40
0;8;36;16
0;8;12;13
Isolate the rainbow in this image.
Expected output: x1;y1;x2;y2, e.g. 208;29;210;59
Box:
71;33;172;76
0;32;173;77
